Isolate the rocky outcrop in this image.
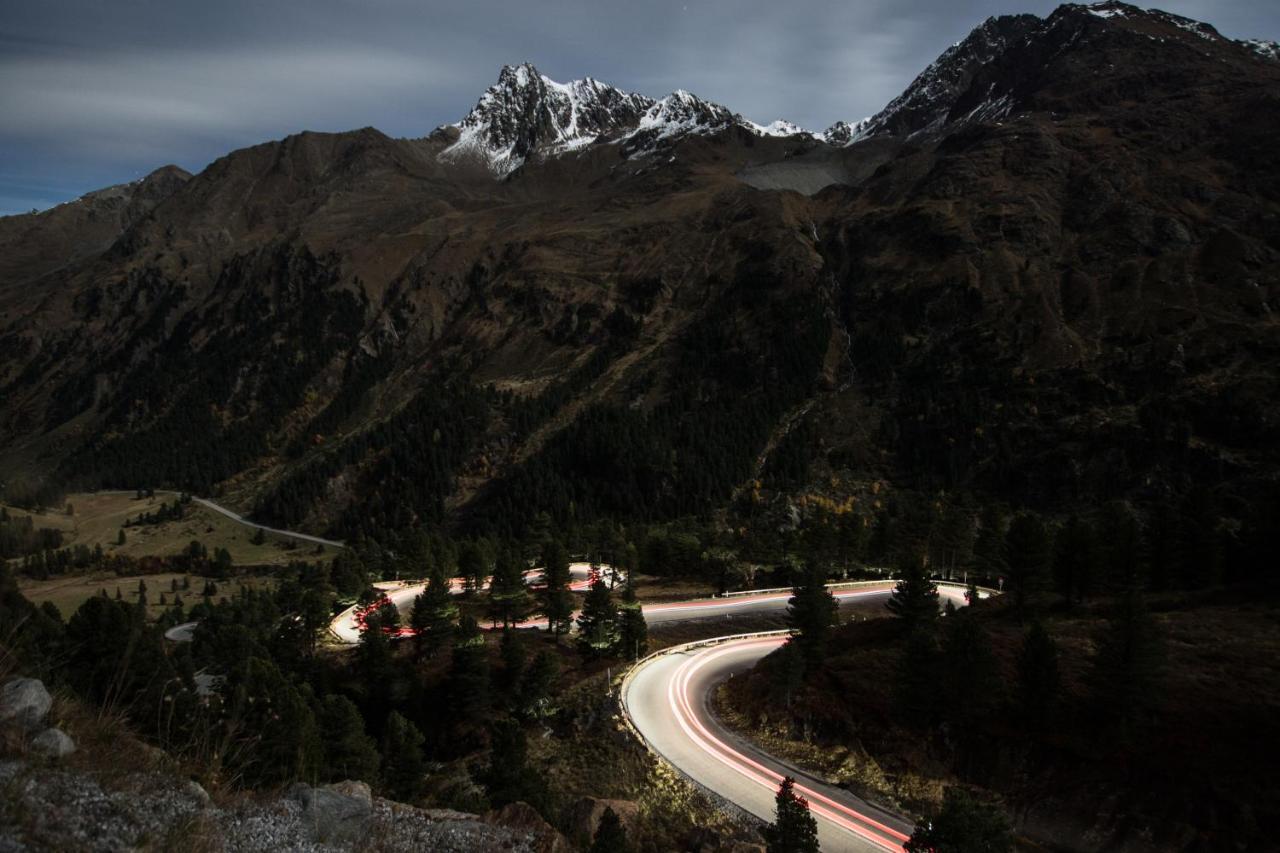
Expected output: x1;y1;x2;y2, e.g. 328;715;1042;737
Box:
0;758;536;852
565;796;640;844
486;802;573;853
287;780;373;843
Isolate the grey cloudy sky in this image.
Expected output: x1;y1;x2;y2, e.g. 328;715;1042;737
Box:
1;0;1275;215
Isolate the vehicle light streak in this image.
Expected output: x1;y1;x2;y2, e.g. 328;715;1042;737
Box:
666;638;909;852
642;585;893;614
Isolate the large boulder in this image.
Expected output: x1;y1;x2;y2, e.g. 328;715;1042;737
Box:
486;802;573;853
565;796;640;845
0;678;52;730
30;728;76;758
289;779;373;843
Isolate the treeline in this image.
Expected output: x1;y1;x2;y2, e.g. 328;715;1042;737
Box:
20;540;243;582
0;507;65;560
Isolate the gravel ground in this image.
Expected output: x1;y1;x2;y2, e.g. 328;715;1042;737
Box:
0;760;532;852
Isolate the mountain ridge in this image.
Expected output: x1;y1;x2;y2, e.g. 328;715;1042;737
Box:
1;1;1277;543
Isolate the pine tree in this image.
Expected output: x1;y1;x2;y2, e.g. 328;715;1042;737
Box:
1004;512;1051;614
410;563;458;655
447;615;490;722
357;611;395;723
785;560;838;671
617;579;648;661
940;611;1000;727
540;538;573;635
886;556;939;632
117;529;127;547
318;695;380;783
895;628;940;727
517;649;559;720
906;788;1013;853
1052;515;1098;605
590;806;631;853
495;627;527;705
373;599;401;631
1016;621;1060;729
932;500;975;580
224;657;323;787
970;505;1007;580
488;548;531;628
380;711;426;802
458;541;488;597
251;527;267;546
762;776;819;853
482;718;538;809
576;577;619;658
137;578;148;606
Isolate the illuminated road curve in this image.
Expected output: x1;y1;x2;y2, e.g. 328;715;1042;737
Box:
621;586;973;853
328;562;610;643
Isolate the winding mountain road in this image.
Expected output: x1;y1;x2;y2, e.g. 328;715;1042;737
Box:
621;584;976;853
327;570;987;850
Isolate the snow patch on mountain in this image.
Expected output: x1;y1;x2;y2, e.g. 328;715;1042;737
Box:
1239;39;1279;61
745;119;809;138
631;90;735;140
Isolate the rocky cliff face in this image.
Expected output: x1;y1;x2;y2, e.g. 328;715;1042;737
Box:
1;2;1277;535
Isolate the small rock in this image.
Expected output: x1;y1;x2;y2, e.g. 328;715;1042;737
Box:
30;728;75;758
0;678;52;730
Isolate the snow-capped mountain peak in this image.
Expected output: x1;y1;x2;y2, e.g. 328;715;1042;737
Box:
440;63;654;175
440;67;811;176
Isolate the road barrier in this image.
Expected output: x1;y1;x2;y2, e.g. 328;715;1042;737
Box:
714;578;1000;599
616;629;791;828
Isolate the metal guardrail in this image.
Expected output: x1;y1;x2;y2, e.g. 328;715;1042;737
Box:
715;579;893;598
715;578;1000;599
615;629;791;828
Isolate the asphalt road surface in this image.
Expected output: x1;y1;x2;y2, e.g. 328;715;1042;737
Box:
190;496;345;549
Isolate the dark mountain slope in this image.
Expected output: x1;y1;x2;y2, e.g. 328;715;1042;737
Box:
1;2;1277;540
809;1;1280;508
